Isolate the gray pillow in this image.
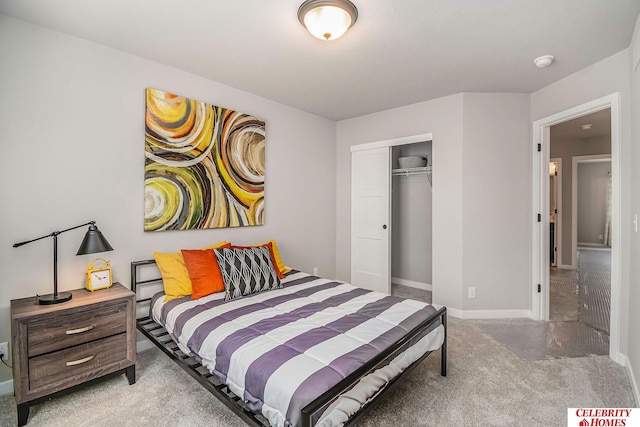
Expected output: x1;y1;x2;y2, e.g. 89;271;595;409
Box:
213;246;281;301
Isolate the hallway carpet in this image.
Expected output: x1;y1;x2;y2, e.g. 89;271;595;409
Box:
577;249;611;335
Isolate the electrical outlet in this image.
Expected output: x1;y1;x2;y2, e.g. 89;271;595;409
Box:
0;342;8;363
468;287;476;299
599;234;604;240
313;267;319;276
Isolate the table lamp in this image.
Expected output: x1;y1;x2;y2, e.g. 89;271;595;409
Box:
13;221;113;305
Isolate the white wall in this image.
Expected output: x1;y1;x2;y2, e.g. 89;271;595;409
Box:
0;15;337;384
577;161;611;245
336;94;464;310
627;11;640;403
531;50;632;359
550;136;611;264
461;93;531;311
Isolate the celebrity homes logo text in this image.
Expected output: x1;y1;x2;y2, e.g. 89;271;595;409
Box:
568;408;638;426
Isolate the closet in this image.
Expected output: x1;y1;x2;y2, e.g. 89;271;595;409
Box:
350;133;433;295
391;141;433;292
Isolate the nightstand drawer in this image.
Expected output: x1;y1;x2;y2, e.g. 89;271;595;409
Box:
27;300;127;357
28;333;127;390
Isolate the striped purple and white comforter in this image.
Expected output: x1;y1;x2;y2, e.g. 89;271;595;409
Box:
151;270;444;427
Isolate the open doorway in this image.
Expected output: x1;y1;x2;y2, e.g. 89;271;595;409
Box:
546;111;611;357
532;93;621;363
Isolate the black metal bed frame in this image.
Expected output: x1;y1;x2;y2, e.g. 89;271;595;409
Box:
132;259;447;427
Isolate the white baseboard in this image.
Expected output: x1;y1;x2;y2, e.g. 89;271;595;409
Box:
577;242;607;248
557;264;575;270
444;307;533;320
621;354;640;406
578;246;611;251
0;379;13;396
391;277;432;291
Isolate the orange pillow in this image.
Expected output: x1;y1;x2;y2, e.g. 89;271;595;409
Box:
182;244;231;300
230;241;285;279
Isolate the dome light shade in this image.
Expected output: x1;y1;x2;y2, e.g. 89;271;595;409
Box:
298;0;358;41
534;55;555;68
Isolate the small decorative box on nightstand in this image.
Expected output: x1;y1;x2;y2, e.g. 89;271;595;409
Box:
10;283;136;426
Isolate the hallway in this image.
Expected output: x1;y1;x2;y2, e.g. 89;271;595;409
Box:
548;248;610;357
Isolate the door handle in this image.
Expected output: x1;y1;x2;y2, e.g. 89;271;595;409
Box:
382;225;387;229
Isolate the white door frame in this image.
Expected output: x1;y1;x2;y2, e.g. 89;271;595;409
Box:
550;157;562;268
531;93;620;364
572;155;611;255
350;133;433;152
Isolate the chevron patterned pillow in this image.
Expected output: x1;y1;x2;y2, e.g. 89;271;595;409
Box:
214;246;282;301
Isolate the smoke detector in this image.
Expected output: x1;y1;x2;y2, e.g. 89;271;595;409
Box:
534;55;555;68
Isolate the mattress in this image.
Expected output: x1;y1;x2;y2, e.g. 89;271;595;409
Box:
151;270;444;427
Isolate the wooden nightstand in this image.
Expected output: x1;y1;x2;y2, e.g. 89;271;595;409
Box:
10;283;136;426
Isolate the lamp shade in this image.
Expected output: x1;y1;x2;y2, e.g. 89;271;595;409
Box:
76;224;113;255
298;0;358;41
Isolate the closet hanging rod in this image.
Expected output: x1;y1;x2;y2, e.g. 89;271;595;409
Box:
391;166;431;175
391;166;432;186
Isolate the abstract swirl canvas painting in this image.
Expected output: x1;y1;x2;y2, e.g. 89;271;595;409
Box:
144;88;265;231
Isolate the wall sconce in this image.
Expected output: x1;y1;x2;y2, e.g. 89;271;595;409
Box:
549;162;557;176
298;0;358;41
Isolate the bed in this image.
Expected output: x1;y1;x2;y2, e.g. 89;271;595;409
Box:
132;260;446;427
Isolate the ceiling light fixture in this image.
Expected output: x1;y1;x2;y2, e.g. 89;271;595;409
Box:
533;55;555;68
581;124;592;130
298;0;358;41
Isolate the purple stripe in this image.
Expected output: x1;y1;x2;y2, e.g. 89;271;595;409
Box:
287;367;343;426
158;295;191;325
169;296;228;340
280;274;318;289
285;306;440;426
241;295;403;414
187;281;343;354
215;287;369;378
282;276;344;295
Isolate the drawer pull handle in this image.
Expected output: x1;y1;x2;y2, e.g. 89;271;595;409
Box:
66;325;95;335
66;355;95;367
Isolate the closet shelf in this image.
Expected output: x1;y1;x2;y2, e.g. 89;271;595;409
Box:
392;166;432;186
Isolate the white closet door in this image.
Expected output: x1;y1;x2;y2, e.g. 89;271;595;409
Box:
351;147;390;293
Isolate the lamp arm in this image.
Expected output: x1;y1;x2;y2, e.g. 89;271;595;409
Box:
56;221;95;235
12;233;55;248
12;221;95;248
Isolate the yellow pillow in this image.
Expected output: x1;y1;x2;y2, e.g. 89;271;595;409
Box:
263;239;291;274
154;241;227;301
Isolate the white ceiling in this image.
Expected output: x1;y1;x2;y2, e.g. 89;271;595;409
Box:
1;0;639;120
551;108;611;141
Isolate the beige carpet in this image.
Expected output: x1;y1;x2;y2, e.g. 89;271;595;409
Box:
0;317;635;427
